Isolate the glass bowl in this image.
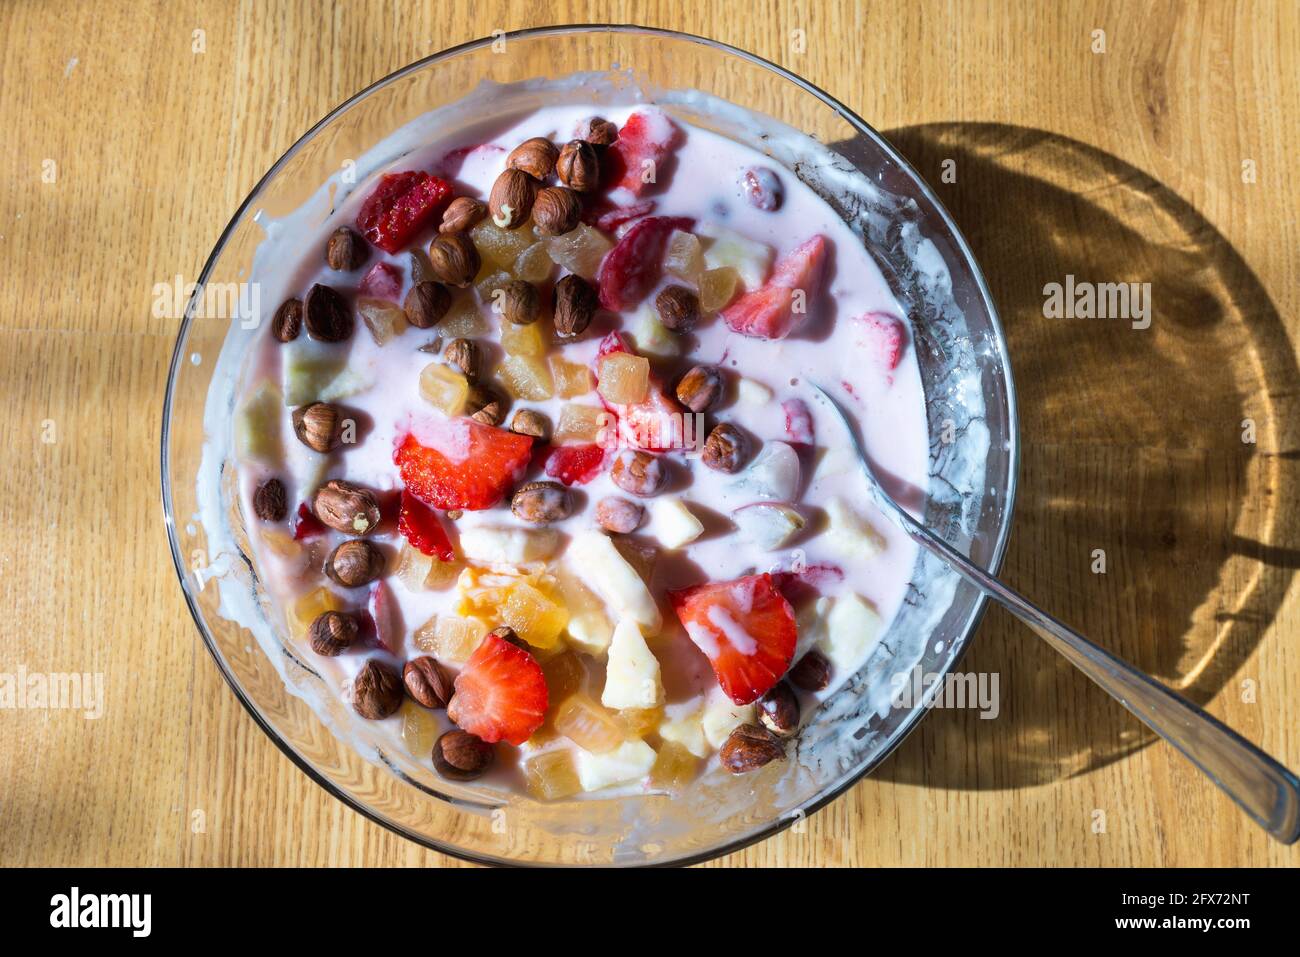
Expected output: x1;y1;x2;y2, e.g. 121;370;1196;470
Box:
162;25;1017;866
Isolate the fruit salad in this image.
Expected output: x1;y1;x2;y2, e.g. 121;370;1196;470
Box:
232;100;929;800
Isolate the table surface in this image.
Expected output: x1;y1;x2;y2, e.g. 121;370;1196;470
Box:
3;0;1298;867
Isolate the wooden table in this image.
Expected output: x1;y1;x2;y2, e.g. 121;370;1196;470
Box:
2;0;1297;867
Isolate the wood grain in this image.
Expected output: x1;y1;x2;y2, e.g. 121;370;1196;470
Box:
1;0;1297;867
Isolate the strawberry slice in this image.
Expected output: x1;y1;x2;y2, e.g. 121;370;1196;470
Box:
359;261;402;300
583;198;657;233
721;235;829;340
605;109;684;196
355;171;453;253
448;633;549;746
292;502;327;541
394;418;534;511
771;562;844;606
396;488;454;560
543;443;607;485
595;215;694;312
668;573;798;705
591;331;690;452
854;312;907;373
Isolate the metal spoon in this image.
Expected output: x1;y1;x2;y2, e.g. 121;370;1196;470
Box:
809;382;1300;843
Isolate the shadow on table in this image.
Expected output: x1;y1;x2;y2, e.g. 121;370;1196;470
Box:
870;123;1300;790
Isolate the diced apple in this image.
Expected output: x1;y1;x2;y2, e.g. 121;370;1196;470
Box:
574;738;657;792
567;530;662;633
732;441;801;501
545;223;612;280
820;592;883;671
236;381;284;465
651;498;704;549
732;502;805;550
601;618;664;710
458;524;560;564
282;341;347;406
698;221;773;290
657;710;709;758
701;689;756;749
824;496;887;560
629;307;681;359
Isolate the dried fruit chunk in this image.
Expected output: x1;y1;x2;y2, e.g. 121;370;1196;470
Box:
698;266;740;313
447;632;549;746
663;229;704;282
649;741;699;791
554;403;609;444
554;693;625;753
512;242;554;282
415;614;487;662
394;418;534;511
470;218;534;271
290;587;344;638
418;361;470;415
357;297;409;345
544;223;612;280
400;700;438;755
499;316;547;357
595;215;694;312
523;750;582;800
550;355;593;397
236;381;284;465
355;171;453;253
596;352;650;405
498;353;554;400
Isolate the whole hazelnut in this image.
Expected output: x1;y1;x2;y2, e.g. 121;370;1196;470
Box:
720;724;785;774
428;234;480;287
309;610;358;657
303;282;354;342
556;139;600;192
532;186;582;236
271;298;302;342
325;539;385;587
467;384;503;426
507;136;559;180
352;659;404;720
403;656;452;710
595;496;644;534
443;338;479;379
511;481;573;525
439;196;487;234
553;273;598;338
325;226;368;271
577;116;619;147
432;730;495;781
292;402;343;453
610;449;668;498
788;650;831;692
313;480;381;535
509;408;549;440
757;682;800;737
489;168;537;229
655;285;700;331
253;478;287;522
403;280;451;329
675;364;725;413
499;279;540;325
701;423;747;473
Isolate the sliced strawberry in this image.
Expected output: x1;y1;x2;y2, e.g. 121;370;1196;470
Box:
543;443;607;485
393;418;534;511
595;215;694;312
583;198;656;233
668;573;798;705
855;312;907;373
396;488;454;560
448;633;549;746
292;502;327;541
355;171;453;253
721;235;829;340
605;109;684;196
367;579;402;654
359;261;402;300
591;331;690;452
782;398;815;447
771;562;844;605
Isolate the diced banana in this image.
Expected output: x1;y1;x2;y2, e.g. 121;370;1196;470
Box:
824;497;887;560
736;376;774;405
235;381;284;466
282;340;347;406
567;531;662;633
601;618;664;710
574;738;657;792
658;710;709;758
651;498;704;549
458;525;560;564
820;592;883;671
701;689;755;749
629;307;682;359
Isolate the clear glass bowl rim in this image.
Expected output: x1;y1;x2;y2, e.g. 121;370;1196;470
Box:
160;22;1021;867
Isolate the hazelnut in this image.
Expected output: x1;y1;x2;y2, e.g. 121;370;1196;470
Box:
439;196;487;234
303;282;353;342
292;402;343;453
313;479;381;535
352;659;404;720
556;139;600;192
253;478;287;522
403;280;451;329
788;650;831;692
720;724;785;774
701;423;747;473
553;273;598;338
325;226;368;271
271;298;302;342
509;408;549;440
532;186;582;236
488;168;537;229
757;682;800;737
595;496;644;534
309;610;358;657
443;338;479;379
467;384;503;426
507;136;559;180
577;116;618;147
325;539;385;587
511;481;573;525
675;364;724;413
610;449;667;497
655;285;700;331
487;625;526;648
432;730;494;780
428;234;480;287
403;656;452;710
499;279;540;325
